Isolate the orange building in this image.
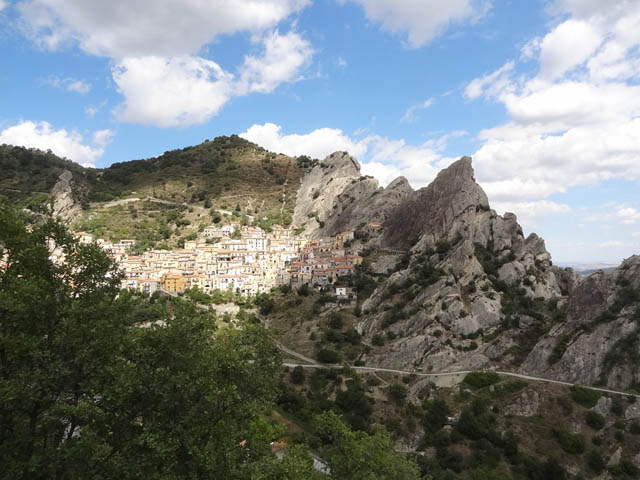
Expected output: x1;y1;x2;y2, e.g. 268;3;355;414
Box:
162;273;186;293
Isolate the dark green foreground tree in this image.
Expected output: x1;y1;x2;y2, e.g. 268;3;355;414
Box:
0;201;284;479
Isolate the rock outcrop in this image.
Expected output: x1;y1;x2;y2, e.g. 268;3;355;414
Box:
292;151;412;237
51;170;82;224
521;256;640;390
356;157;578;372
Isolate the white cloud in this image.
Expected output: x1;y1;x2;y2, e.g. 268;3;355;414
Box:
538;19;602;80
337;56;348;68
240;122;463;188
0;121;108;166
463;61;514;99
46;75;91;94
240;122;368;159
616;207;640;225
237;30;313;94
91;129;114;149
491;200;571;230
465;3;640;204
0;1;7;11
17;1;313;128
400;97;434;123
112;56;234;128
344;0;491;47
112;30;312;128
632;232;640;238
84;100;106;118
16;0;309;58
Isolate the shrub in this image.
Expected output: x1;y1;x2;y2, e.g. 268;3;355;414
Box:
328;312;344;330
463;371;501;389
587;449;605;474
570;385;601;408
552;429;585;454
290;365;305;385
585;411;606;430
388;384;408;406
372;334;385;346
316;348;340;364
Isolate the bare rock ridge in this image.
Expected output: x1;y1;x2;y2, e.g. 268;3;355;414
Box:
51;170;82;224
382;156;489;249
522;255;640;389
292;151;412;237
292;152;640;389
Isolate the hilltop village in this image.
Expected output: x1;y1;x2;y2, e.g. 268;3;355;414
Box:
65;223;371;299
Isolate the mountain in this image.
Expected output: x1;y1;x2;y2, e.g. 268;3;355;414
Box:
4;137;640;392
294;152;639;392
1;136;304;248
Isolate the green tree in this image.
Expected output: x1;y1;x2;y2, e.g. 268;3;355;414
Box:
0;202;283;479
313;412;420;480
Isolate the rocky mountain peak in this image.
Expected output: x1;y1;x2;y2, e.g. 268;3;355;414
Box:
321;151;361;176
382;157;489;249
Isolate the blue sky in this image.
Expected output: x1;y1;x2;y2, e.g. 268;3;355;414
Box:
1;0;639;264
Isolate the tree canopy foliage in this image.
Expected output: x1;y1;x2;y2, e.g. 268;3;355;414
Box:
0;200;284;479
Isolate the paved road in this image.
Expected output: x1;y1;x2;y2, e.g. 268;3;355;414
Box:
281;362;640;399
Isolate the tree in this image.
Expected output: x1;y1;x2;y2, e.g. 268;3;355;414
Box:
255;293;276;316
313;412;421;480
290;366;306;385
0;201;283;479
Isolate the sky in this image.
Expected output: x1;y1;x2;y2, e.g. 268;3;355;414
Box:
1;0;639;264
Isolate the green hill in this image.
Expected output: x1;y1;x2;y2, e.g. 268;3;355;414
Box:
1;135;308;250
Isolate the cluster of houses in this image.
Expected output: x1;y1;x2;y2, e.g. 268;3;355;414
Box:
65;224;361;300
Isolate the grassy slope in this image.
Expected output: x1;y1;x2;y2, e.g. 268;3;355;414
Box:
1;135;305;246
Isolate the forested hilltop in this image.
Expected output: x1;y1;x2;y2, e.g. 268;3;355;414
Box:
0;136;308;250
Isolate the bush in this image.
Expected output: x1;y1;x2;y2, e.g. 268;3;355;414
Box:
585;411;606;430
316;348;340;364
388;384;408;406
570;385;601;408
372;334;385;346
463;371;501;389
290;365;305;385
328;312;344;330
587;449;605;474
552;429;585;454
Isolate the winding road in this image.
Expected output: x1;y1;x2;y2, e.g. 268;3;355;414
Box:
281;361;640;399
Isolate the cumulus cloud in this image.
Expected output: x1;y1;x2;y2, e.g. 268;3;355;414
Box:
240;122;463;188
463;61;514;100
112;56;234;128
237;30;313;94
112;30;312;128
45;75;91;94
17;1;313;128
344;0;491;47
16;0;309;58
465;2;640;204
491;200;571;227
0;121;109;166
240;123;368;159
400;98;434;123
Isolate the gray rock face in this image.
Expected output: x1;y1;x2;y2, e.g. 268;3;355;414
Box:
522;256;640;389
51;170;82;224
292;151;412;237
356;157;575;372
503;389;541;417
382;157;489;249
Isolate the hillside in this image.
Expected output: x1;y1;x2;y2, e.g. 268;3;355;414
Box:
1;135;308;249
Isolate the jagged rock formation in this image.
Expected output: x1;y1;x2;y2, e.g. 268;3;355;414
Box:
293;151;412;237
51;170;82;224
355;157;579;372
521;256;640;390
